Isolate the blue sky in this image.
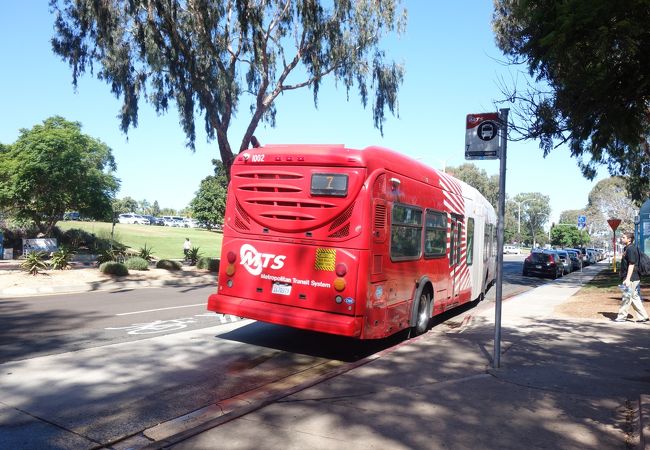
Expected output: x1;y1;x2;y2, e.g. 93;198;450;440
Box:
0;2;604;225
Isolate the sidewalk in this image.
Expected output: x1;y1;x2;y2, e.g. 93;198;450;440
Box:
0;259;216;297
153;263;650;450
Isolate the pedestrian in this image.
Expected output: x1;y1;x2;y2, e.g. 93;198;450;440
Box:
183;238;191;261
614;232;649;323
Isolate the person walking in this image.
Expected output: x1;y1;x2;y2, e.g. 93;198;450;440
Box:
615;232;649;322
183;238;192;261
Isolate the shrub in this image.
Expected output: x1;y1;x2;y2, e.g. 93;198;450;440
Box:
99;261;129;276
125;256;149;271
197;257;220;272
60;228;96;249
96;246;128;264
20;251;48;276
186;246;202;266
50;246;76;270
156;259;182;271
138;244;155;262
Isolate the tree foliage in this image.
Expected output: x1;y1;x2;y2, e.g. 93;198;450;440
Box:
50;0;407;177
585;177;638;237
0;116;119;235
191;159;229;229
492;0;650;202
512;192;550;247
550;224;590;248
446;163;499;208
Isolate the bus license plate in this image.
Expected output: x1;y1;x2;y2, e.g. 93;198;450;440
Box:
272;282;292;296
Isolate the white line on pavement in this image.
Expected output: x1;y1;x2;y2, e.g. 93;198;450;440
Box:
116;303;207;316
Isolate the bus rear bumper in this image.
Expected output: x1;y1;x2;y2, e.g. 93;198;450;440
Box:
208;293;363;338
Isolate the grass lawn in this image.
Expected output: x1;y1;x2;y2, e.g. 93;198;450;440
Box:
58;221;223;260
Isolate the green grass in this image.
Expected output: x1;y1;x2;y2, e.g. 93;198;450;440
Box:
58;221;223;260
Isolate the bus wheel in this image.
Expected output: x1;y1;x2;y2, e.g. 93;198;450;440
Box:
411;292;431;336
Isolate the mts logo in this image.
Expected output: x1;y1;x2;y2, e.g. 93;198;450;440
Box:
240;244;286;276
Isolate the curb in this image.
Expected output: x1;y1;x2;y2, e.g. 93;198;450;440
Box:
641;395;650;450
0;274;217;297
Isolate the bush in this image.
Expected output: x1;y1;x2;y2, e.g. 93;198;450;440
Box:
125;256;149;271
186;246;202;266
50;246;76;270
156;259;182;271
99;261;129;276
20;251;48;276
197;257;220;272
138;244;155;262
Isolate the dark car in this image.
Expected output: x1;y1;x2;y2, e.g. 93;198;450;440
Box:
550;249;572;275
522;251;564;279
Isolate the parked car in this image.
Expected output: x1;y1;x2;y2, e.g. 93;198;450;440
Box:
183;218;200;228
143;215;164;226
161;216;180;227
564;249;582;271
522;251;564;279
63;211;80;220
585;249;598;265
550;249;572;275
503;245;521;255
118;213;149;225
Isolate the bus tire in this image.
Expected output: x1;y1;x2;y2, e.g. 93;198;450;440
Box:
411;291;431;337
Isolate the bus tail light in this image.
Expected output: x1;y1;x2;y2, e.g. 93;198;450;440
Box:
226;264;236;276
224;250;237;277
333;277;346;291
335;263;347;277
227;251;236;263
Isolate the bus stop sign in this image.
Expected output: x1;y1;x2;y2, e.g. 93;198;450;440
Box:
465;113;502;160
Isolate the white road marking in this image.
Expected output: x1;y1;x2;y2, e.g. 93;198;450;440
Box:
116;303;206;316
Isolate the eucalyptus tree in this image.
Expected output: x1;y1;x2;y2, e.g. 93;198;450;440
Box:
514;192;550;248
50;0;407;177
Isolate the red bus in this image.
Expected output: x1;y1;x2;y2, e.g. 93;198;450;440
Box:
208;144;497;339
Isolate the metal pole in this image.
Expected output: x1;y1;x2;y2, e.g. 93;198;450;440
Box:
494;108;509;369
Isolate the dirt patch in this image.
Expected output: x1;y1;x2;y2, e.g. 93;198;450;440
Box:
555;269;650;321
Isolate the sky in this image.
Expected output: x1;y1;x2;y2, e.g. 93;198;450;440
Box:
0;2;605;226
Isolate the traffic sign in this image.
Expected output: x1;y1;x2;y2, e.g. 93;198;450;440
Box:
465;113;502;160
577;215;586;230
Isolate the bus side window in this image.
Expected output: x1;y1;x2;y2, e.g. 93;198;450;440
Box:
467;217;474;265
424;210;446;258
390;204;423;260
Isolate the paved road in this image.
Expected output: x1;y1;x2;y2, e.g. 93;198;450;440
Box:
0;285;234;363
1;255;576;449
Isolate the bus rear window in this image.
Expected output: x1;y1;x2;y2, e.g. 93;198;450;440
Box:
311;173;348;197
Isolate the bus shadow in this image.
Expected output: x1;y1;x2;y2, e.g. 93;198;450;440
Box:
217;321;410;363
216;300;482;363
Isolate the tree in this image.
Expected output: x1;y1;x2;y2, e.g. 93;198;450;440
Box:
191;160;229;229
559;209;586;228
446;163;499;208
0;116;119;235
151;200;161;217
50;0;406;178
492;0;650;203
112;197;139;216
514;192;550;248
585;177;638;240
550;224;590;248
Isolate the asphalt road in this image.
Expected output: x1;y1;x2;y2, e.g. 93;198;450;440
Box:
1;254;559;449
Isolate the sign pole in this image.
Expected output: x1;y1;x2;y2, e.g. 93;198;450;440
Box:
493;108;509;369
